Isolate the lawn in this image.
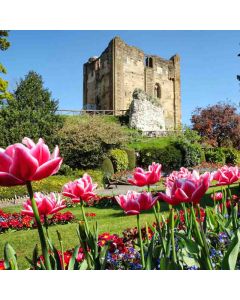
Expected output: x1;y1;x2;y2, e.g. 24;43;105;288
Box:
0;184;238;269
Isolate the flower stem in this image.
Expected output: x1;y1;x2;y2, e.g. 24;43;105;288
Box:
153;205;166;255
190;205;212;270
80;202;90;233
136;214;145;269
26;181;51;270
170;208;177;264
227;185;237;230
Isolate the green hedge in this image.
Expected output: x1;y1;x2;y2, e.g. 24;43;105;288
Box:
138;145;182;172
204;147;240;165
175;141;204;167
109;149;129;172
204;148;226;164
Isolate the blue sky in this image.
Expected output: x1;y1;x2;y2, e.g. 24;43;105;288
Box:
1;30;240;125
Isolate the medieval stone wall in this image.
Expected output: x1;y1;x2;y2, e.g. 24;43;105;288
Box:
83;36;181;129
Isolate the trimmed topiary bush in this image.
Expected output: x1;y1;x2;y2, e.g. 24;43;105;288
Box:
101;158;114;177
109;149;129;172
124;148;136;170
205;148;226;164
139;145;182;173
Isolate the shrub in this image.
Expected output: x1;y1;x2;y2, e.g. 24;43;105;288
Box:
175;141;204;167
124;148;136;170
139;145;182;173
58;164;74;176
205;148;226;164
56;115;128;169
222;148;240;165
109;149;129;172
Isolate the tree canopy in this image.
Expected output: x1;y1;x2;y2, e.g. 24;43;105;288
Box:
191;102;240;148
0;71;63;148
0;30;12;101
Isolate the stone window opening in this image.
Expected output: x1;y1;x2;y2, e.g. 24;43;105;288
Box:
154;83;161;99
145;56;153;68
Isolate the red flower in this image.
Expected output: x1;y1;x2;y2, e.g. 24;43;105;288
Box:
0;260;5;270
211;192;223;201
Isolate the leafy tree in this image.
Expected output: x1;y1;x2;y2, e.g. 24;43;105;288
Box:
191;102;240;148
0;30;12;101
0;71;63;148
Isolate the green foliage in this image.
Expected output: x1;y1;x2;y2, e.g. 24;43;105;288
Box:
139;145;182;172
173;128;204;167
58;164;74;176
0;71;63;148
127;136;172;151
124;148;136;170
101;158;114;177
56;115;128;169
0;30;12;101
222;148;240;165
205;148;226;164
109;149;129;172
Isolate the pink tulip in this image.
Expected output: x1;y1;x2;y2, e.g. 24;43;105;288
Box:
0;137;62;186
159;171;211;206
128;162;161;187
211;192;223;201
166;167;192;187
62;173;97;203
212;165;240;186
22;192;66;217
115;191;158;215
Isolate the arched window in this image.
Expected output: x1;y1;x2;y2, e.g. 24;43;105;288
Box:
154;83;161;98
145;57;149;67
149;57;153;68
145;56;153;68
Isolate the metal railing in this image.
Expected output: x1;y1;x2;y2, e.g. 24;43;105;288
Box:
57;109;128;116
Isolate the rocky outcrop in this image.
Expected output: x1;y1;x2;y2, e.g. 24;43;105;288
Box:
129;89;165;134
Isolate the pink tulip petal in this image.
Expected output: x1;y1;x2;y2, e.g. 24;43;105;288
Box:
0;151;12;172
0;172;25;186
31;157;62;181
9;145;39;181
30;141;51;166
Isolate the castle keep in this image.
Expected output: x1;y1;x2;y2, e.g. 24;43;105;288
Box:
83;37;181;129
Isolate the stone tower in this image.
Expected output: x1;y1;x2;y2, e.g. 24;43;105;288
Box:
83;36;181;129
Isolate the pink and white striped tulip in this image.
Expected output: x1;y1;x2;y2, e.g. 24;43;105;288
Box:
128;162;162;187
62;174;97;203
212;165;240;186
211;192;223;201
159;171;211;206
115;191;158;215
0;137;62;186
22;192;66;217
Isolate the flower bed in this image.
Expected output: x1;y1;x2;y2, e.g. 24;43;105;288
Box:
0;210;75;233
0;137;240;270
